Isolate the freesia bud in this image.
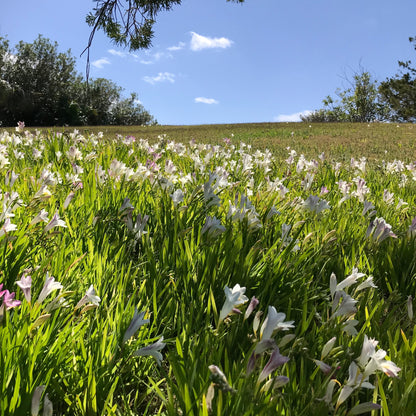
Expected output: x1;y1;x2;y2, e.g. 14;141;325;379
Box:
244;296;259;320
408;296;413;321
31;385;45;416
321;337;336;360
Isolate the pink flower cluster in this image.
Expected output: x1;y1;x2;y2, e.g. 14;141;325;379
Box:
0;283;21;310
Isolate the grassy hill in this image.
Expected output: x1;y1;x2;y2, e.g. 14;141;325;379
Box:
13;121;416;161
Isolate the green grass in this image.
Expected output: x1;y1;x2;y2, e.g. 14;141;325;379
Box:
7;121;416;160
0;123;415;415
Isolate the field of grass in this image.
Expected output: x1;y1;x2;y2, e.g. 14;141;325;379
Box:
0;122;416;415
15;121;416;160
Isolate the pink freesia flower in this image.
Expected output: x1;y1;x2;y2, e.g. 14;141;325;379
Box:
1;289;22;309
258;348;289;383
257;348;289;383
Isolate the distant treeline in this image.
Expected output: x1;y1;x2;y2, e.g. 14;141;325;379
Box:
302;37;416;123
0;35;156;127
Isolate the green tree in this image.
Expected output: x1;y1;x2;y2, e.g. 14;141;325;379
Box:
0;36;156;127
379;37;416;122
78;78;156;125
110;92;156;125
0;35;81;126
82;78;122;125
302;70;387;123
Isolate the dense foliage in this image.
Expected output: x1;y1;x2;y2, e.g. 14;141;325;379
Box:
379;37;416;122
1;126;415;415
0;35;156;127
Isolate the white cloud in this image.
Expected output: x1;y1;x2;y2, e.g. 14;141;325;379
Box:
194;97;219;105
139;51;172;64
143;72;175;85
274;110;312;122
108;49;126;57
190;32;233;51
91;57;110;69
167;41;186;51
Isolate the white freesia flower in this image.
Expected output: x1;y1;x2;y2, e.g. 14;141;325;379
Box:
123;308;150;343
218;284;249;322
201;216;226;240
261;375;290;392
30;209;49;226
303;195;330;214
356;275;377;291
204;174;221;208
363;348;401;378
0;218;17;237
33;185;52;200
37;272;63;304
16;273;32;303
260;306;295;341
63;192;75;209
329;272;337;298
134;337;166;366
244;296;259;320
75;285;101;310
335;268;366;292
331;292;357;318
126;213;149;240
43;393;53;416
362;200;376;217
31;385;46;416
366;217;396;243
336;361;374;409
170;189;184;206
44;212;67;232
255;306;295;354
342;319;359;336
5;170;19;188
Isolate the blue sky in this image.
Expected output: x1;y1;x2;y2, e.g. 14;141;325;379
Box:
2;0;416;125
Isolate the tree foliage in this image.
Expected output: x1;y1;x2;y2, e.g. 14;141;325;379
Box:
302;71;387;123
0;35;156;127
379;37;416;122
0;36;80;126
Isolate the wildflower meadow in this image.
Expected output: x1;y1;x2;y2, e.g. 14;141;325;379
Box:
0;124;416;415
